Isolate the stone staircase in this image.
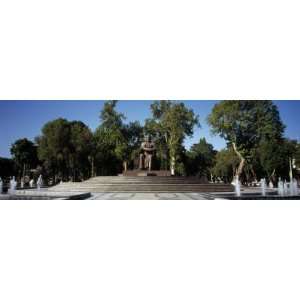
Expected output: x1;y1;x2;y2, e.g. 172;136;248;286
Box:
49;176;234;193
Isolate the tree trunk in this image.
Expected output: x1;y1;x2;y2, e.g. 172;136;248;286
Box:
269;168;276;184
123;161;127;172
91;157;94;178
250;166;257;182
289;157;293;182
232;142;245;179
245;171;250;185
22;163;26;179
169;137;176;176
170;156;175;175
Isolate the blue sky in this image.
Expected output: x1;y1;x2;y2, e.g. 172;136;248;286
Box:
0;100;299;158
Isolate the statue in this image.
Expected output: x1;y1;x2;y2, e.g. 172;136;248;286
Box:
139;135;156;171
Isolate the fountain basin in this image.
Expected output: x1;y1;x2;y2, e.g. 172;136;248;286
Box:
214;192;300;200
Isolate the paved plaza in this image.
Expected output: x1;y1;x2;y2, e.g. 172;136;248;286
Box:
88;192;217;200
5;186;299;200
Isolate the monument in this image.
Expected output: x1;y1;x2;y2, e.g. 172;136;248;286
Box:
47;134;234;195
139;135;155;171
123;135;171;176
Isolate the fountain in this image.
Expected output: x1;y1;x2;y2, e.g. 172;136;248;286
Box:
260;178;266;196
234;176;241;197
283;180;288;196
268;181;274;189
8;176;17;194
289;181;293;196
292;179;299;196
37;175;43;190
278;178;284;197
29;179;34;188
0;178;3;194
277;178;299;198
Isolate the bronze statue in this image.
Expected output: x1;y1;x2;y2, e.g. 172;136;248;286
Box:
139;135;156;171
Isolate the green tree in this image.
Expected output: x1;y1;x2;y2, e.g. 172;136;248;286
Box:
119;121;144;171
94;100;134;175
186;138;216;179
0;157;15;179
69;121;93;181
144;118;169;170
212;148;240;183
36;118;71;182
281;139;298;181
208;100;285;181
100;100;125;129
257;139;298;182
295;142;300;169
255;139;284;182
10;138;38;178
37;118;94;182
146;101;199;175
93;127;120;175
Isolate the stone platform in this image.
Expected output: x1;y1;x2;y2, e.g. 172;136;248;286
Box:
49;176;234;193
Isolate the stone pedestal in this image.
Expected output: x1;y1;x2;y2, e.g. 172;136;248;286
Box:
122;170;171;177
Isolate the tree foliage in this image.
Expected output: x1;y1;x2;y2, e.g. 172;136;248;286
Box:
145;101;199;175
100;100;125;129
10;138;38;178
36;118;93;182
212;148;240;183
208;100;285;180
186;138;216;179
4;100;298;186
94;101;143;174
0;157;15;179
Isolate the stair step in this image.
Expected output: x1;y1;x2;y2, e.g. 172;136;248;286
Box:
49;176;234;193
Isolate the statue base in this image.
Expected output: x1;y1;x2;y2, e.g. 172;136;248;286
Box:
122;170;171;177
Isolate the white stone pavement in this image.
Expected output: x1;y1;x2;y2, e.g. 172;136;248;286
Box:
5;187;299;200
88;193;215;200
